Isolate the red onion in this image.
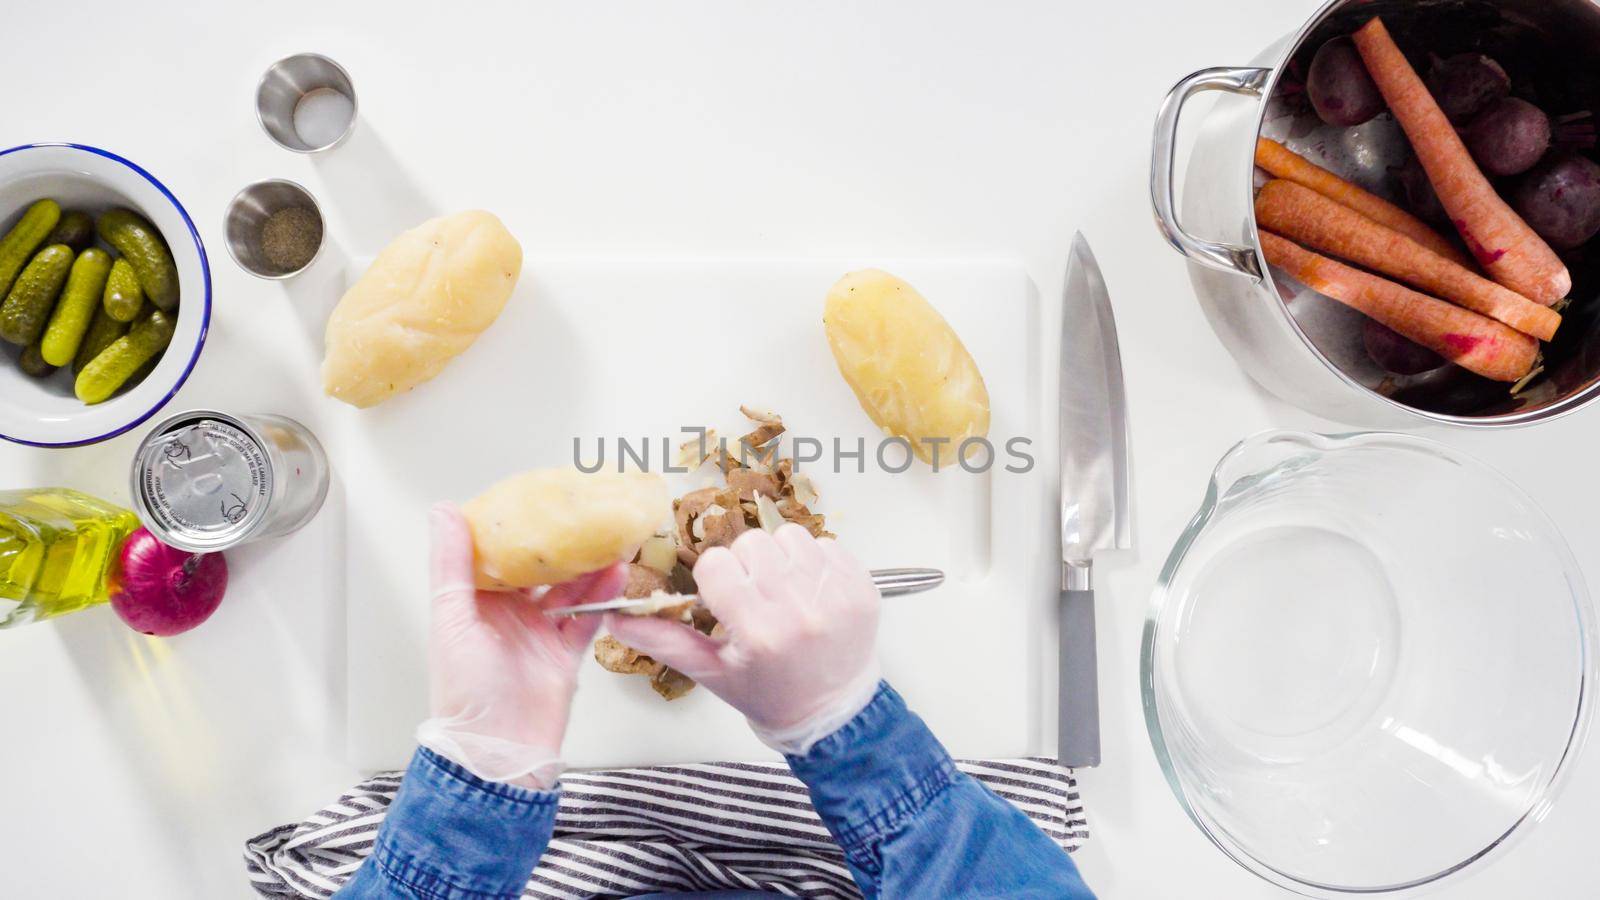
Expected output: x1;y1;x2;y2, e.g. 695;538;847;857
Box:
110;528;229;636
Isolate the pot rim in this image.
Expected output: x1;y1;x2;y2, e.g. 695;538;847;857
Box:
1239;0;1600;428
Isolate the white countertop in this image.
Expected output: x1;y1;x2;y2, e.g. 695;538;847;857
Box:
2;0;1598;896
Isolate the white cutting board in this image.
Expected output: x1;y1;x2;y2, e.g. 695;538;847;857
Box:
335;258;1056;770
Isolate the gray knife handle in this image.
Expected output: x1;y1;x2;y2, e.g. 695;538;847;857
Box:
1058;588;1101;768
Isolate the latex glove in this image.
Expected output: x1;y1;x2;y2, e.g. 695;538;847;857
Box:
604;524;881;755
418;502;626;789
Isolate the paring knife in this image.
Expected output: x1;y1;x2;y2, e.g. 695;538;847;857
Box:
1057;234;1132;768
546;567;946;618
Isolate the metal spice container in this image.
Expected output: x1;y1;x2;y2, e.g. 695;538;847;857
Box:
223;179;326;279
129;411;330;552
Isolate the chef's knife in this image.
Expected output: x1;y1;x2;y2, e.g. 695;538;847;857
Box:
1057;233;1132;768
546;567;945;617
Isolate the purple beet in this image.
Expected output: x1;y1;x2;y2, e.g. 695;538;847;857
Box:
1513;153;1600;250
1307;37;1385;127
1394;153;1449;227
1426;53;1510;125
1364;319;1444;375
1466;97;1552;177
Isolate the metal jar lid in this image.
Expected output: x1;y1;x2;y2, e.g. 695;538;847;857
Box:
130;411;275;553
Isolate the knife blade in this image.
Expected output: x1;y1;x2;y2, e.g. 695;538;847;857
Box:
1057;233;1132;768
545;567;946;618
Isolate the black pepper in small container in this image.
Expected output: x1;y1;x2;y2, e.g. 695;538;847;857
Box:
261;206;322;272
222;179;327;279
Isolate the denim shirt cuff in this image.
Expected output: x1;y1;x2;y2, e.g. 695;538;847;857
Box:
785;681;959;875
370;747;561;899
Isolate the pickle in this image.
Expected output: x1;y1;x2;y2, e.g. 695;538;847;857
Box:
102;257;145;322
47;211;95;251
126;352;161;388
0;199;61;298
41;248;112;367
73;307;128;375
18;340;55;378
0;244;75;345
75;308;175;404
96;209;177;311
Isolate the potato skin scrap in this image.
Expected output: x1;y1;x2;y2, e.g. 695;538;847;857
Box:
622;562;671;599
737;405;785;450
323;210;522;408
594;635;662;676
673;486;722;551
651;667;698;700
594;635;699;699
726;466;781;501
464;468;668;589
698;505;750;549
824;269;990;464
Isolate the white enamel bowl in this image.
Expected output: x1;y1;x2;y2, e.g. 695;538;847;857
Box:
0;143;210;447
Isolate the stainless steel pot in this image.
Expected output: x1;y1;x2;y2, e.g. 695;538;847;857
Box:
1153;0;1600;426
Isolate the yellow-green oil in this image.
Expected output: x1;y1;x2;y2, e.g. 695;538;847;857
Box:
0;488;139;627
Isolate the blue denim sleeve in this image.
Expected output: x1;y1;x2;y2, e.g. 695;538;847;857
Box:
786;682;1095;900
337;747;559;900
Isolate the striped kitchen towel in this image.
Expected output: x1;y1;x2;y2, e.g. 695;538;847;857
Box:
244;757;1087;899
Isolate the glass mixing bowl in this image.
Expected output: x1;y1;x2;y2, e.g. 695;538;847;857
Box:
1143;431;1596;897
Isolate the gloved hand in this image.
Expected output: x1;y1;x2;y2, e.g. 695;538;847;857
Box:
604;524;882;755
418;502;626;789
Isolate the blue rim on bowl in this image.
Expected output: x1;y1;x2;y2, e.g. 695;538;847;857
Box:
0;142;211;448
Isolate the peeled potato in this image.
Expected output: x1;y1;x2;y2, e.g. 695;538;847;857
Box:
824;269;990;464
463;468;669;590
323;210;522;408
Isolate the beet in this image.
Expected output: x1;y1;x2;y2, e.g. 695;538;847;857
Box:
1513;153;1600;250
1466;98;1552;178
1364;319;1445;375
1394;153;1450;227
1307;37;1385;128
1426;53;1510;125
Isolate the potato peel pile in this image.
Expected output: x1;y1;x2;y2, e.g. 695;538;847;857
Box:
593;406;830;700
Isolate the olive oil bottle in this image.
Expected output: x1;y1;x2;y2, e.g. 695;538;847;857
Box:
0;488;139;628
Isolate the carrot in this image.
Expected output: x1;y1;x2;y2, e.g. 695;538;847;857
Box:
1351;17;1570;304
1259;230;1538;383
1255;179;1562;341
1255;137;1473;267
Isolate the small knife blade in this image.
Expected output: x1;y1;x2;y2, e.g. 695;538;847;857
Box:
546;567;945;618
1057;233;1132;769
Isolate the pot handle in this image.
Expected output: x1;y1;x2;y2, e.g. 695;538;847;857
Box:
1151;66;1272;281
